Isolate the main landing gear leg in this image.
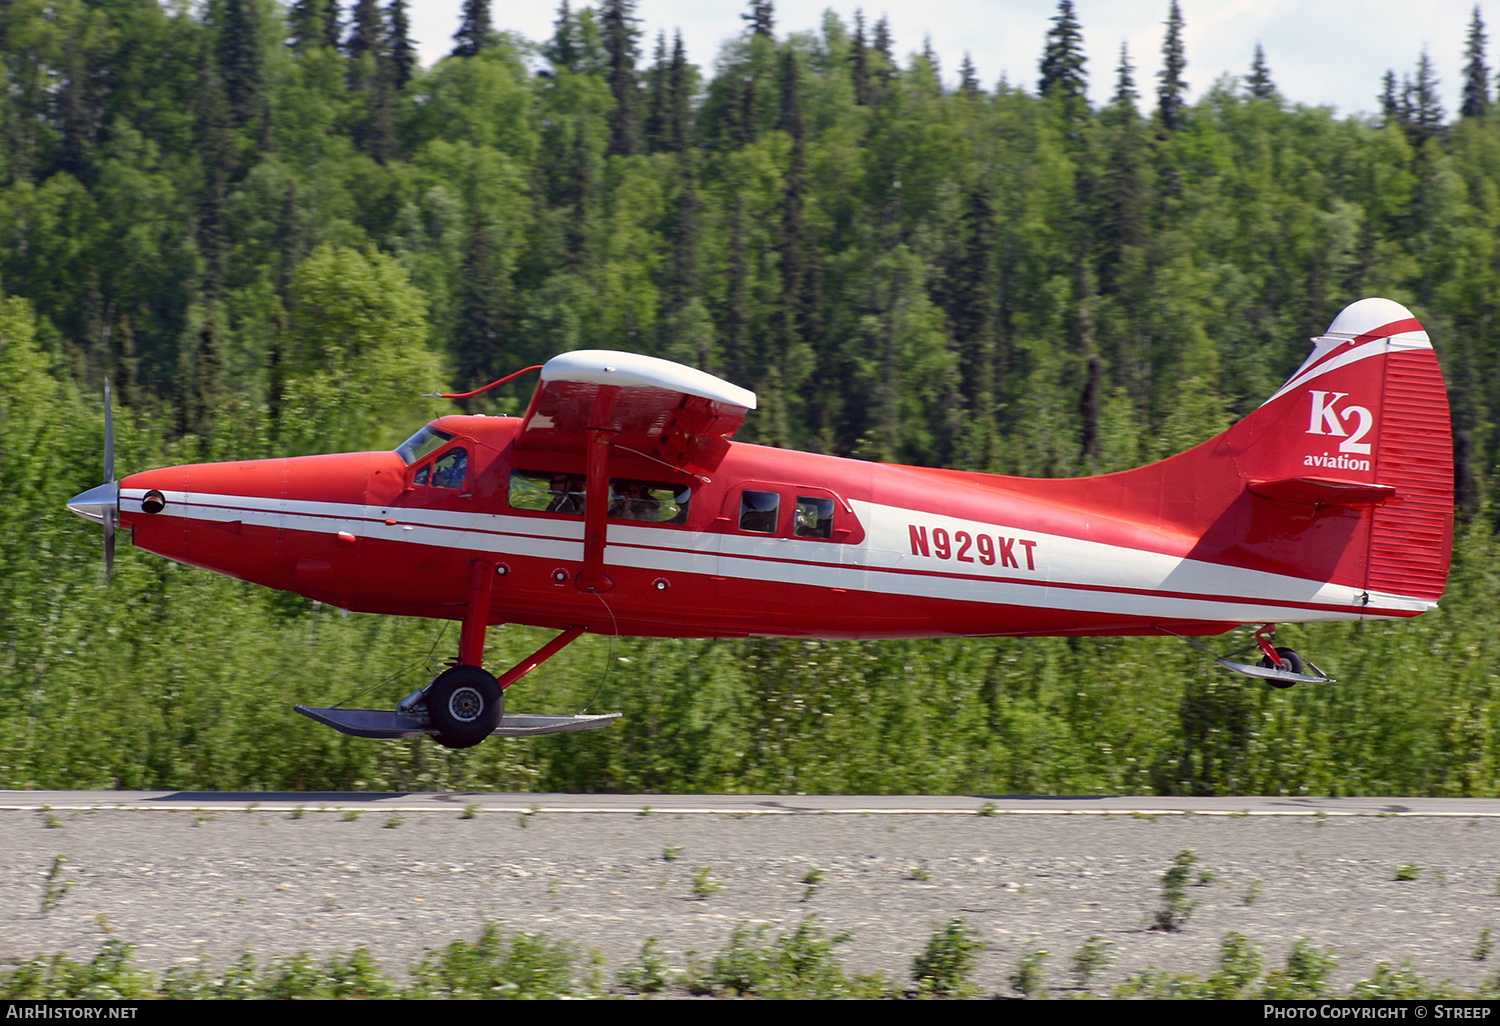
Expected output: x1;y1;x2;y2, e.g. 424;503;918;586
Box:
425;561;504;749
1213;623;1333;687
293;563;620;743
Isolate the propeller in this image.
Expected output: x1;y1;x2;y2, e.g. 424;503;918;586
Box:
103;379;115;574
65;380;120;578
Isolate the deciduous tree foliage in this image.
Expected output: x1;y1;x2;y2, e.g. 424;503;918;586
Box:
0;0;1499;794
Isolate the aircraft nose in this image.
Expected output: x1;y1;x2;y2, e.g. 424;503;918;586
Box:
66;481;119;525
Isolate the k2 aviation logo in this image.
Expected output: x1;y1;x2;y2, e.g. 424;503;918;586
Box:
1304;390;1373;471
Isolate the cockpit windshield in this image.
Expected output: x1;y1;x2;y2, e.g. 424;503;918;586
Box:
395;426;454;466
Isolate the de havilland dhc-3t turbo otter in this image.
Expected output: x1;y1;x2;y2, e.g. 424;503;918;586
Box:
67;297;1454;749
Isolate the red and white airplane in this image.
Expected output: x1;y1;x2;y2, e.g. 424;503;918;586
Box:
68;297;1453;748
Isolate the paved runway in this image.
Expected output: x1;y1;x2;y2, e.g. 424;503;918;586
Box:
4;792;1500;996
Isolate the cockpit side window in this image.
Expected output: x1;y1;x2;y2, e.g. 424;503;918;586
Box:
431;448;467;489
396;426;454;465
413;447;467;490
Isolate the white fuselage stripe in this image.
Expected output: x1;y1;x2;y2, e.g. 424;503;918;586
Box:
120;488;1434;624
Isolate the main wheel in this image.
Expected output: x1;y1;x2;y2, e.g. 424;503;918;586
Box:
1257;646;1304;688
425;665;503;748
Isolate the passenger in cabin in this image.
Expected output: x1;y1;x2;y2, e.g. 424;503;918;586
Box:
610;481;660;522
547;475;585;514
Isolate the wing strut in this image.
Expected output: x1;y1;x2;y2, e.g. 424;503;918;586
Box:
579;388;618;593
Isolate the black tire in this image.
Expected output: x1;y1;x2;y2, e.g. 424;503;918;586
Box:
1257;647;1304;688
426;665;503;748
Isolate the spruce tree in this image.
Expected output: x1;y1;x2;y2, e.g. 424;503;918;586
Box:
56;28;96;182
288;0;323;53
388;0;416;92
1100;44;1145;296
196;47;233;306
602;0;643;156
348;0;382;60
1405;51;1445;143
452;0;492;58
455;215;506;389
743;0;774;39
1247;43;1276;101
1113;40;1139;118
947;183;999;409
1039;0;1088;124
545;1;578;72
1156;0;1187;131
645;31;670;152
958;53;981;98
872;16;896;102
779;48;809;360
850;10;872;106
347;0;392;158
288;0;338;53
725;192;751;383
1380;69;1401;126
217;0;266;127
1462;6;1490;118
564;121;597;269
668;31;692;153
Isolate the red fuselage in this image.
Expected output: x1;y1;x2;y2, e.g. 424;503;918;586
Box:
116;408;1434;642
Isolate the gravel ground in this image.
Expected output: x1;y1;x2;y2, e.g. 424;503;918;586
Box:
3;806;1499;996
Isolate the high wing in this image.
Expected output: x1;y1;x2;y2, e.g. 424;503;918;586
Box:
515;350;757;480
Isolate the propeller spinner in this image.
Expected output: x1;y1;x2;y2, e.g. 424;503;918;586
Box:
65;380;120;575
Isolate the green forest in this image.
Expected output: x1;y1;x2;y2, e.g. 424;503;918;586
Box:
2;0;1499;796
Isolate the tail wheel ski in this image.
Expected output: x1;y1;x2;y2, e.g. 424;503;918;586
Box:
426;665;503;748
1257;647;1304;689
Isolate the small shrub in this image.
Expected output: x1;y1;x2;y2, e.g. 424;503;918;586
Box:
1153;849;1200;931
1258;939;1337;999
406;923;582;999
1394;862;1421;881
41;855;72;914
1205;932;1263;999
691;867;723;900
1071;936;1114;990
0;941;155;1000
911;917;984;998
702;918;887;999
1009;948;1049;998
1348;960;1460;1000
616;938;671;995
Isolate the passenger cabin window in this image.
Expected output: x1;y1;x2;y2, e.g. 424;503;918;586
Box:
795;497;835;539
510;471;584;514
739;490;779;533
609;480;690;525
508;472;690;525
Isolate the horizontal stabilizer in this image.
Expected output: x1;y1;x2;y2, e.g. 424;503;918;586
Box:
1247;476;1397;506
295;704;621;739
